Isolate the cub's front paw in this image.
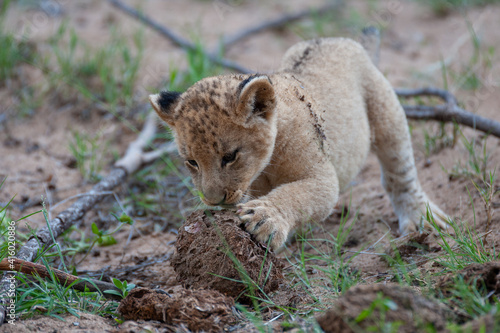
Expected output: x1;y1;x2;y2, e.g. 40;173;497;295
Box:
237;200;290;251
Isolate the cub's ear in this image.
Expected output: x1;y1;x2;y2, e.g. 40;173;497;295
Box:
236;75;276;125
149;91;182;127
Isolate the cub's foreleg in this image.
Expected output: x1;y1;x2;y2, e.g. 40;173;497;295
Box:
237;164;339;251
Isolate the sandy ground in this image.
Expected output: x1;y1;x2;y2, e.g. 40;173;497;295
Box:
1;0;500;331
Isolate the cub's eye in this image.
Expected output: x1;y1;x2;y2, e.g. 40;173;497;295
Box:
221;149;238;168
187;160;198;168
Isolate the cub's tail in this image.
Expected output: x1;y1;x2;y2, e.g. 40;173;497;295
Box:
360;26;380;67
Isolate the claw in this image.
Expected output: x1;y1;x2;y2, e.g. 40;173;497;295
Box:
253;218;266;232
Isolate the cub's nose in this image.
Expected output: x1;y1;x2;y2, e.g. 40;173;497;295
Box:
202;192;227;206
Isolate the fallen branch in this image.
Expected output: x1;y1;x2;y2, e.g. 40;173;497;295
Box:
0;258;122;301
221;1;343;49
0;112;169;324
397;88;500;138
108;0;251;74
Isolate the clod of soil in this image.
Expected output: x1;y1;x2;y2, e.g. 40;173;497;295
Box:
459;314;499;333
438;261;500;295
117;287;235;332
316;284;452;333
171;210;284;302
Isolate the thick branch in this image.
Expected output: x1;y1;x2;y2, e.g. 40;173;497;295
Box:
397;88;500;138
221;1;343;49
403;104;500;138
108;0;252;74
0;259;122;300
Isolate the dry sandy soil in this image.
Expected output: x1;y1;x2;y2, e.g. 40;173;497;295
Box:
1;0;500;332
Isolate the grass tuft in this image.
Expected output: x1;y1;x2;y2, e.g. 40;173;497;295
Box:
429;206;498;271
46;22;143;109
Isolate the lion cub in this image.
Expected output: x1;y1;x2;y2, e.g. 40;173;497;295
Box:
150;37;449;251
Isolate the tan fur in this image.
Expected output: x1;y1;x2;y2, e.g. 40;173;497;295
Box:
150;37;449;251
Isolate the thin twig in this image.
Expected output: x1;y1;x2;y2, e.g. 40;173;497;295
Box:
108;0;252;74
343;250;386;256
0;258;122;301
221;1;343;49
366;231;391;252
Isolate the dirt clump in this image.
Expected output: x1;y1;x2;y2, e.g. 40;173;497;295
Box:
459;314;500;333
171;210;284;302
438;261;500;295
117;287;235;332
316;284;452;333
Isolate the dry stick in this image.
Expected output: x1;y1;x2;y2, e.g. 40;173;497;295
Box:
107;0;252;74
0;112;165;324
0;259;122;301
221;1;343;49
396;87;500;139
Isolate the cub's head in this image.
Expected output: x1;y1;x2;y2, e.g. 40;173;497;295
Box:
149;75;277;207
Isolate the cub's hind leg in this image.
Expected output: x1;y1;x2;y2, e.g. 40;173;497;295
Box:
364;66;449;234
